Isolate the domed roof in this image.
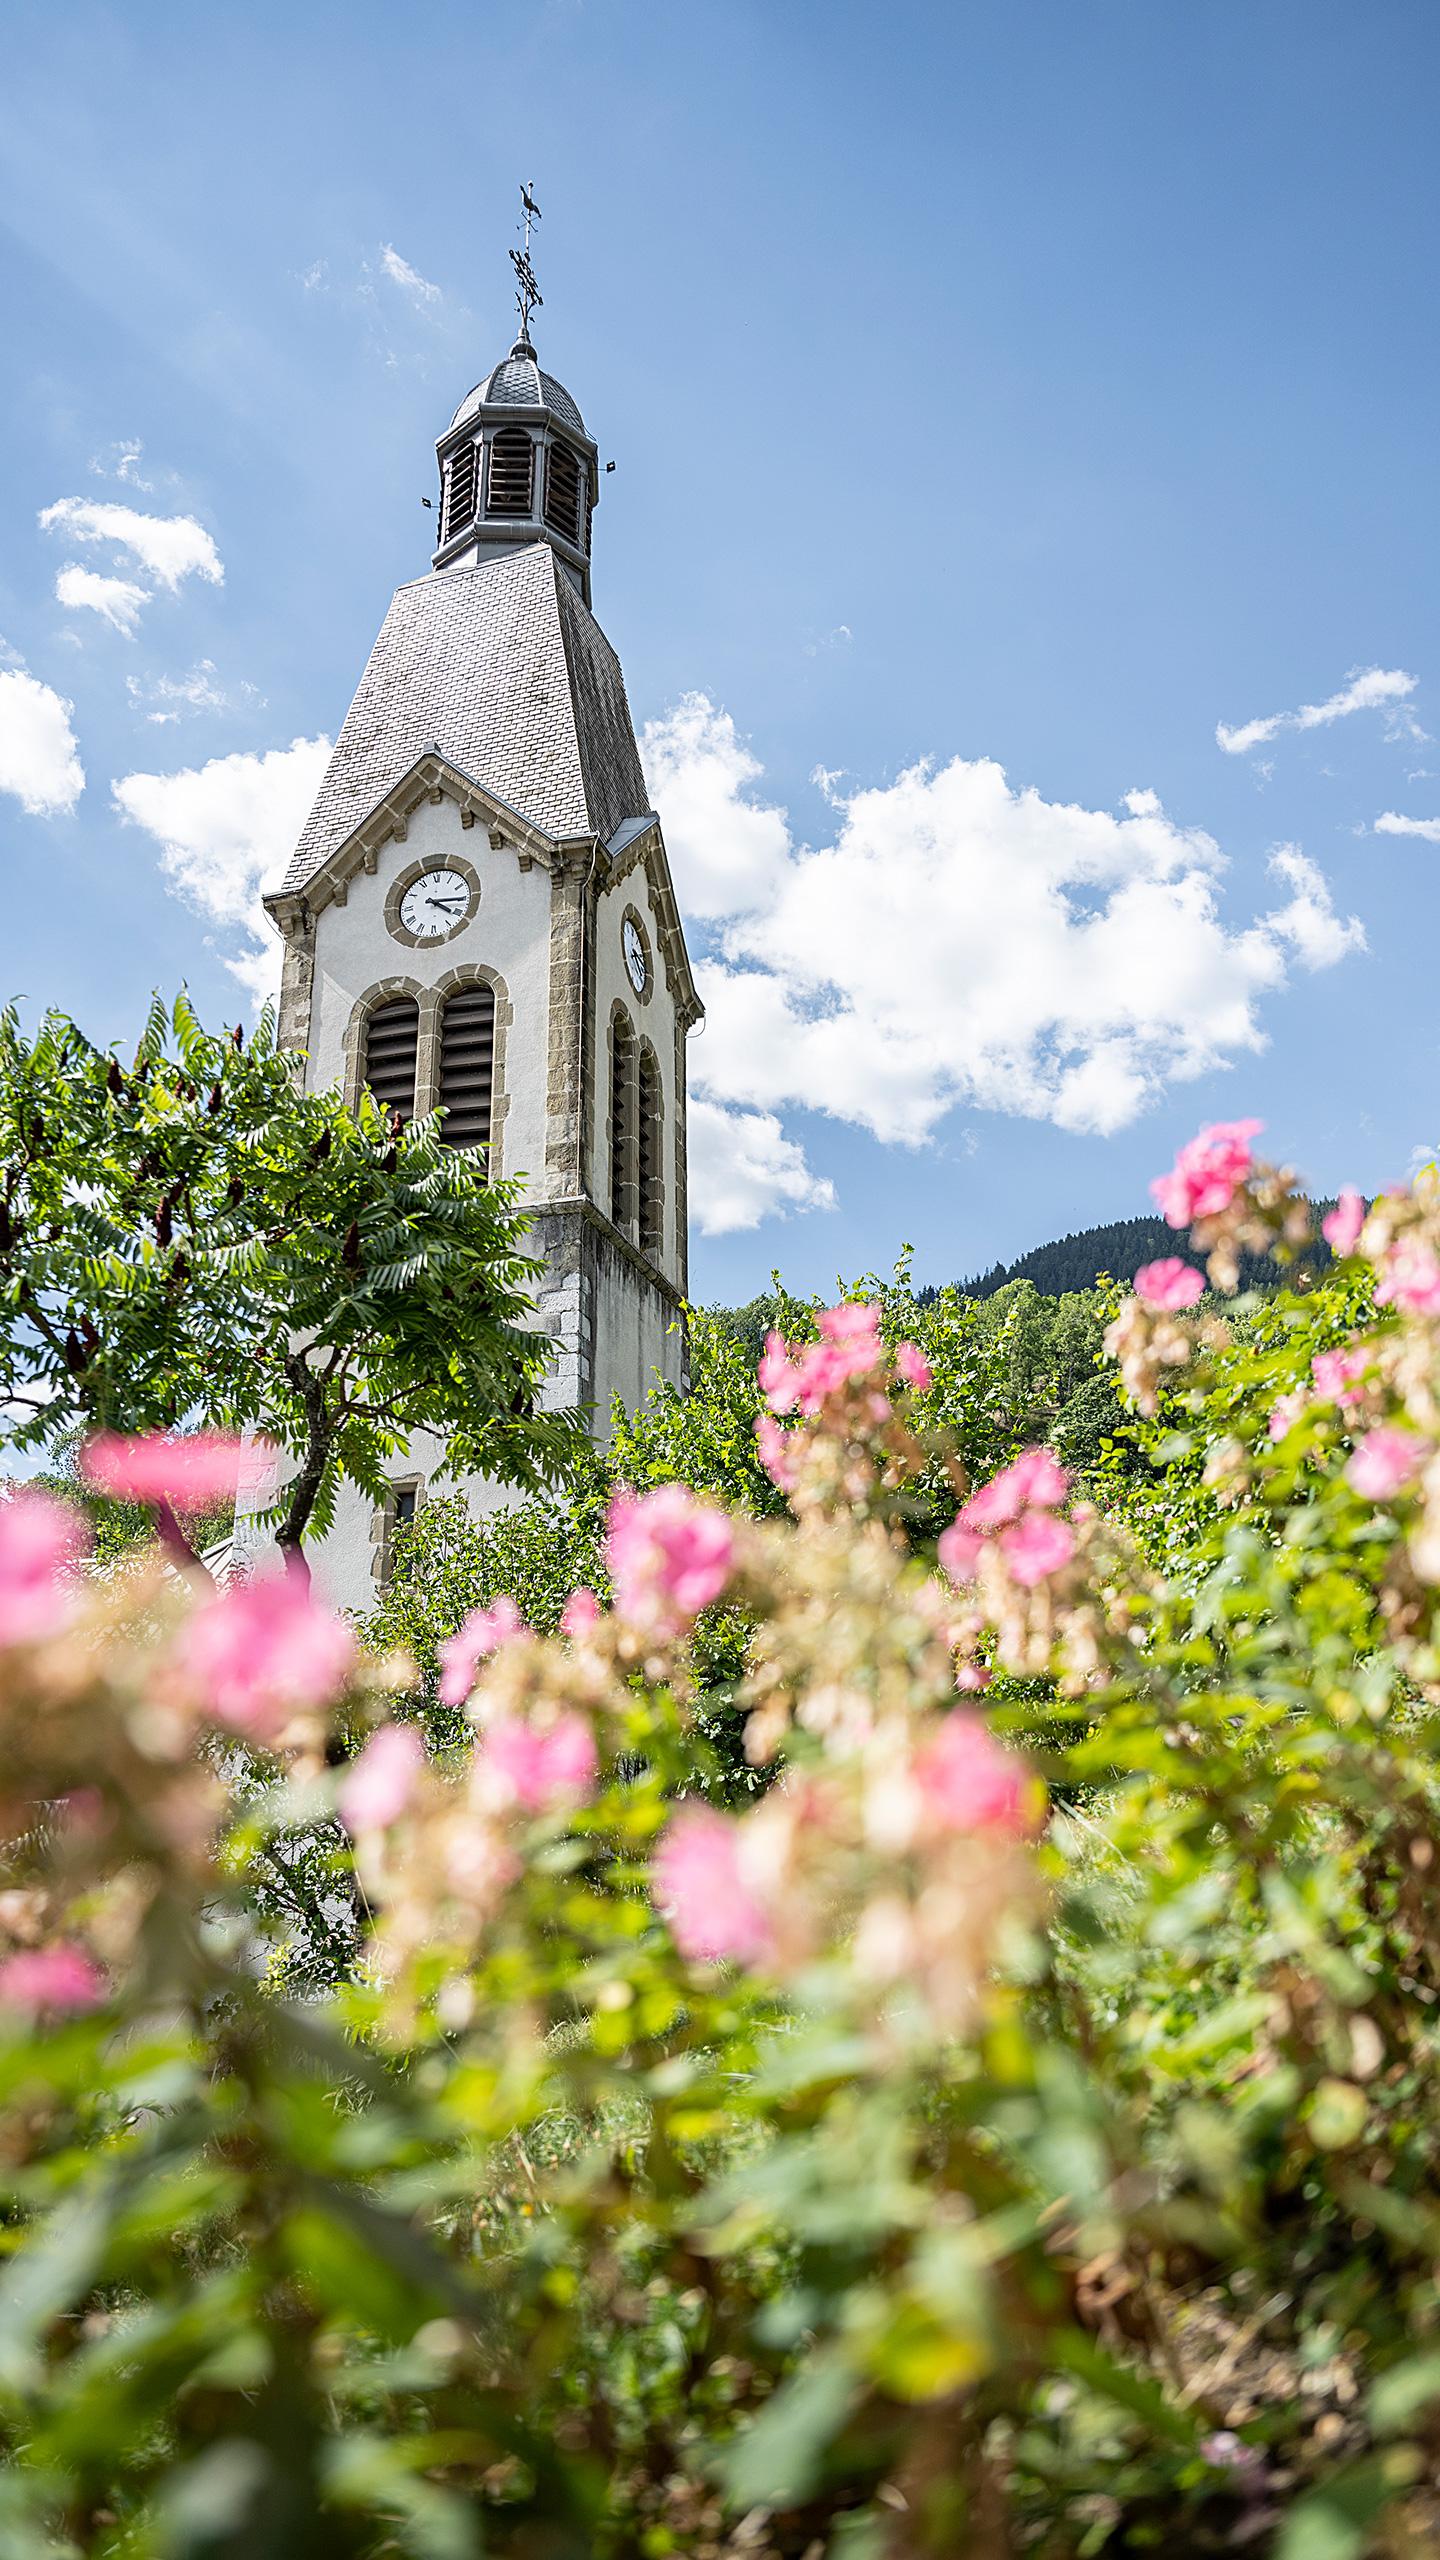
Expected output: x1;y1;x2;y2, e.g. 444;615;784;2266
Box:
448;339;587;439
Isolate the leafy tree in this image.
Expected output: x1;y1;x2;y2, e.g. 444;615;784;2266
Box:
0;996;580;1566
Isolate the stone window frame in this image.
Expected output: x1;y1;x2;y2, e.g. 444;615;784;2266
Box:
382;851;484;952
636;1034;665;1264
370;1471;426;1589
345;964;513;1170
607;997;639;1238
619;901;654;1007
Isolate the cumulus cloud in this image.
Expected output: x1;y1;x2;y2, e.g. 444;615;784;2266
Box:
39;498;222;592
688;1098;836;1234
1375;810;1440;844
1217;665;1416;757
54;564;149;637
112;734;331;1002
0;668;85;815
379;244;440;304
652;697;1364;1172
641;693;792;919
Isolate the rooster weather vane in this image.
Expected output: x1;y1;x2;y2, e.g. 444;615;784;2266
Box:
510;183;543;342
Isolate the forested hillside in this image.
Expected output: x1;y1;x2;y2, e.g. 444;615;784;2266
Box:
951;1207;1336;1301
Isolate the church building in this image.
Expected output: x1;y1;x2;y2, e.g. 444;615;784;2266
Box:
260;281;701;1612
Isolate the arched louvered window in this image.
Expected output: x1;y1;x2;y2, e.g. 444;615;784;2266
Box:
437;984;496;1160
637;1046;663;1259
610;1012;636;1232
363;998;419;1122
443;441;478;541
544;440;581;544
486;427;534;517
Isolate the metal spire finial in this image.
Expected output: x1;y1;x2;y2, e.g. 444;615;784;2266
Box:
509;183;543;344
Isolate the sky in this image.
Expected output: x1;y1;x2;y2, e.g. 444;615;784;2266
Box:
2;0;1438;1305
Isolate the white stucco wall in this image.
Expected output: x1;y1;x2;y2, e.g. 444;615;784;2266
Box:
303;795;554;1193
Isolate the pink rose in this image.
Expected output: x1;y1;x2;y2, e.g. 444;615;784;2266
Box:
0;1944;105;2016
955;1660;992;1693
938;1517;984;1584
0;1492;84;1646
437;1597;526;1707
1322;1190;1366;1257
484;1709;598;1812
1375;1240;1440;1317
1267;1389;1308;1441
1133;1258;1204;1311
653;1804;772;1965
918;1716;1035;1835
82;1431;273;1512
177;1566;355;1739
963;1447;1069;1531
561;1587;600;1637
818;1300;882;1349
1347;1426;1427;1502
758;1329;801;1415
1311;1347;1368;1413
338;1722;425;1832
895;1341;933;1391
999;1510;1076;1587
1152;1119;1263;1227
606;1487;736;1634
754;1413;800;1494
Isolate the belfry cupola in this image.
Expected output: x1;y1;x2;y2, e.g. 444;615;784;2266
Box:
432;334;599;604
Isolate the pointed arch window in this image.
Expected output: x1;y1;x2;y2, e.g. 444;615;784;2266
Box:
443;441;478;541
637;1046;663;1259
363;998;419;1122
487;427;534;516
437;984;496;1160
610;1011;636;1232
544;439;581;544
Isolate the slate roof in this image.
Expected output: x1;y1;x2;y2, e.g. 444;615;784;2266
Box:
448;344;587;439
274;545;649;900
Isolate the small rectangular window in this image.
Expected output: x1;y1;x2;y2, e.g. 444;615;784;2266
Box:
444;442;478;540
544;441;581;544
363;998;420;1121
438;984;496;1158
487;428;534;516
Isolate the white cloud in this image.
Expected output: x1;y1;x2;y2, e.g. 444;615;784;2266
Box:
54;564;149;636
1217;665;1416;757
38;498;222;592
1375;810;1440;844
88;438;152;491
125;660;262;724
654;697;1364;1160
641;692;792;919
0;668;85;815
112;734;331;1002
379;244;440;304
688;1098;836;1234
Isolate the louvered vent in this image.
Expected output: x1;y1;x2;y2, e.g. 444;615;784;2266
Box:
637;1048;663;1257
610;1015;635;1230
443;441;478;540
486;427;534;516
437;985;495;1158
363;999;419;1121
544;440;581;543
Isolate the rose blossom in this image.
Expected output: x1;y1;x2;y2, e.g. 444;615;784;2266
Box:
653;1804;772;1965
82;1431;273;1512
483;1709;598;1812
0;1944;105;2016
1375;1239;1440;1317
1151;1119;1263;1227
561;1587;600;1637
895;1341;933;1390
437;1597;526;1707
606;1486;736;1633
754;1413;800;1493
918;1715;1035;1835
1133;1258;1204;1311
1322;1190;1366;1257
938;1516;984;1584
1267;1389;1308;1441
1000;1510;1076;1587
963;1447;1069;1531
1311;1346;1368;1412
338;1722;425;1832
1347;1426;1427;1502
177;1567;355;1739
0;1492;84;1646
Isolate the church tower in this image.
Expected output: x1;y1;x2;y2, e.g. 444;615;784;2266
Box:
263;238;701;1611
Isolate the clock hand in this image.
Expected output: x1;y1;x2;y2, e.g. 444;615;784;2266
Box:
427;897;465;912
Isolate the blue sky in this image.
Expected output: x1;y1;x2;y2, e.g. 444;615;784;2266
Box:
2;0;1438;1304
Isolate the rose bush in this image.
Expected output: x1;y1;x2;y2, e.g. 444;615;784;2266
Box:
3;1129;1440;2552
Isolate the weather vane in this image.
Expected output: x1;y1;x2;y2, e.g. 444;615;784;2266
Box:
510;183;543;342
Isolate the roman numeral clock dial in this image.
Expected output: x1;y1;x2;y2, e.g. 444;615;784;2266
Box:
396;867;475;943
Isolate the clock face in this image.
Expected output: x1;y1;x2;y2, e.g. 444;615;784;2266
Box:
623;915;649;996
397;867;474;943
